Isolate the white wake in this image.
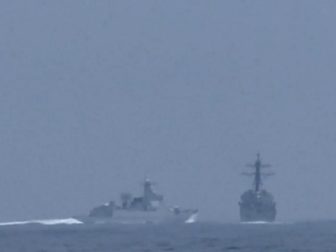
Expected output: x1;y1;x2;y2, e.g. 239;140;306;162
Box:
185;213;198;224
241;221;285;225
0;218;83;226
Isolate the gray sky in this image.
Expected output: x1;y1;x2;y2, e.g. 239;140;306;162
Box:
0;0;336;222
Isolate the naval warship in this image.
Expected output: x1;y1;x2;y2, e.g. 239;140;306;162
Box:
74;179;198;224
239;154;276;222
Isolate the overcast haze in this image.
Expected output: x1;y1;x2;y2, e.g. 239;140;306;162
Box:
0;0;336;222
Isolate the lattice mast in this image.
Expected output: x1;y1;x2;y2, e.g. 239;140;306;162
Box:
243;153;274;192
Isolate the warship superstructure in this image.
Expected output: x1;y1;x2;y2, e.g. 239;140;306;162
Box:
74;179;198;224
239;154;276;222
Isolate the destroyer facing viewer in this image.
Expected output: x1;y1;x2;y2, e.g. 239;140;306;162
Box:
239;154;276;222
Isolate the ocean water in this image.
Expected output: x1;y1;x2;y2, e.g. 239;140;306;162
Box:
0;220;335;252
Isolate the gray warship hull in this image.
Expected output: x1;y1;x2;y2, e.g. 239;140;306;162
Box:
74;206;198;225
74;179;198;225
239;189;276;222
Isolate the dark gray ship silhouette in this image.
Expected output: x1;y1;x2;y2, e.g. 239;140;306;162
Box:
74;179;198;224
239;154;276;222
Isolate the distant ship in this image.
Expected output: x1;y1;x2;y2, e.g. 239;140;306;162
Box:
239;154;276;222
74;179;198;224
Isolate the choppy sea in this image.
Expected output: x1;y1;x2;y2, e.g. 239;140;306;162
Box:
0;219;335;252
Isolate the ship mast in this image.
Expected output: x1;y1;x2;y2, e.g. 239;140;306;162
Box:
243;153;273;192
254;153;262;191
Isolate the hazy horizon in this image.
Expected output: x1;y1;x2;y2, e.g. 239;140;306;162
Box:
0;0;336;222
